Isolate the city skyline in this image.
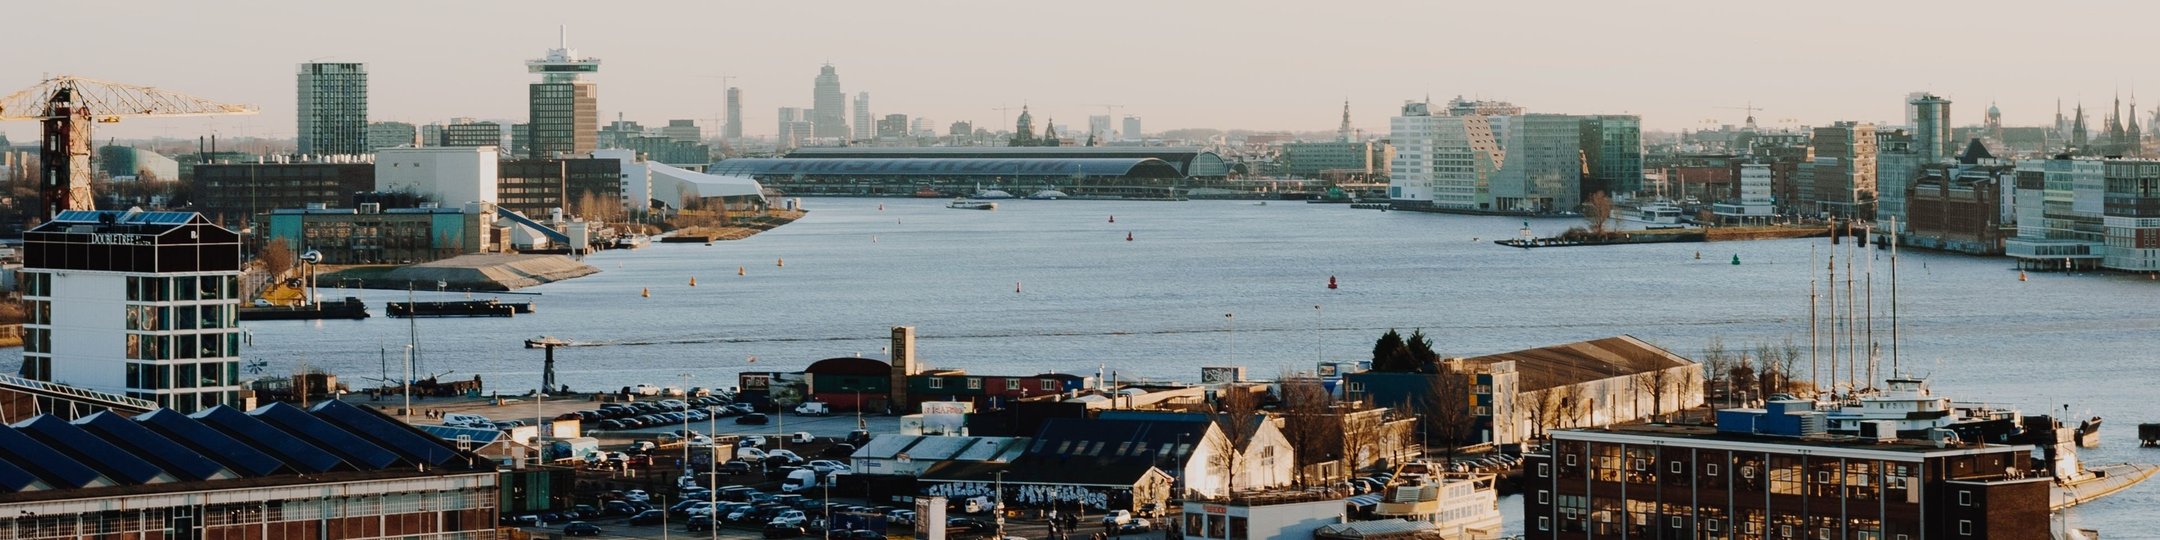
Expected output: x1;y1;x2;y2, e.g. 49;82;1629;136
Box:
6;1;2160;142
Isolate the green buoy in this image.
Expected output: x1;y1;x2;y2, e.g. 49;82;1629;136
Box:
1731;254;1741;265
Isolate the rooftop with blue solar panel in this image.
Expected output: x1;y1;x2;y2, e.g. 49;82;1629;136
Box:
0;400;489;503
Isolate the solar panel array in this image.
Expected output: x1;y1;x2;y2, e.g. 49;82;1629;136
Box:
0;400;472;494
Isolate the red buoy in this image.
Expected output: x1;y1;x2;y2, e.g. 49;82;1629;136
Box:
1126;232;1133;241
1328;276;1338;289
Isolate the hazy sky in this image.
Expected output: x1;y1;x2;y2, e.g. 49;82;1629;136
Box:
6;0;2156;142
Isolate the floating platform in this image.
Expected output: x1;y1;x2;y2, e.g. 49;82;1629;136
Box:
238;297;371;321
2053;463;2160;510
386;300;533;318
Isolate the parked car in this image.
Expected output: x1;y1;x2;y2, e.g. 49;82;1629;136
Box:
790;431;817;443
763;524;806;538
686;516;716;532
1116;519;1152;534
624;489;650;503
807;460;848;474
820;444;857;459
737;413;771;425
722;461;754;475
740;435;768;447
770;509;808;527
628;510;667;526
767;449;805;465
562;521;603;536
738;448;770;461
948;518;993;533
1101;510;1132;526
846;429;872;446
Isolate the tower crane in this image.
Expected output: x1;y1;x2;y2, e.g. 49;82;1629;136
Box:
0;76;258;219
1715;103;1764;128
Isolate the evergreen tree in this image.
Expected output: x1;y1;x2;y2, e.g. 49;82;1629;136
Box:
1407;329;1440;371
1371;329;1412;372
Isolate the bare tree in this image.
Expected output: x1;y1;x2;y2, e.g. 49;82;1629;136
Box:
1523;388;1562;441
1205;385;1262;496
1751;343;1782;400
1701;337;1732;407
1633;366;1673;422
1582;191;1615;235
1777;337;1805;395
1556;384;1588;429
256;239;295;280
1420;366;1475;461
1274;373;1336;486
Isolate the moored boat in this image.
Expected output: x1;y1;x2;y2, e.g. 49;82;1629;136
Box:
946;198;997;210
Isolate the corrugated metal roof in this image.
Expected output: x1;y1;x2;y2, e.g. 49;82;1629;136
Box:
952;437;1026;461
899;435;973;461
1459;335;1694;391
855;435;922;460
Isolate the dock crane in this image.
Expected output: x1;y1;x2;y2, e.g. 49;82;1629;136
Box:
0;76;258;219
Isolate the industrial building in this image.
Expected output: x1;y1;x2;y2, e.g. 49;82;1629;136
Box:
497;157;624;219
257;204;494;265
1344;335;1703;447
1522;401;2049;540
375;147;499;206
0;399;498;539
1902;141;2011;255
21;210;245;412
95;146;179;181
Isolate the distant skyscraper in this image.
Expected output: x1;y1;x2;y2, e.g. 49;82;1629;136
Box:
852;92;874;141
877;114;909;138
525;28;601;158
1903;91;1930;128
724;87;743;140
1909;94;1952;162
1122;116;1142;141
1088;115;1112;141
777;107;812;148
812;65;848;139
296;62;368;155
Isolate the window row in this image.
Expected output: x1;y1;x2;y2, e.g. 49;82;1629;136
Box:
128;304;237;332
127;332;243;361
128;275;241;302
126;360;242;391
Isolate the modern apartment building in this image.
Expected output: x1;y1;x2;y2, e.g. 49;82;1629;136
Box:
21;210;246;412
498;157;626;219
2006;157;2107;270
364;121;417;151
1494;114;1586;213
1282;141;1391;179
2100;159;2160;271
1876;130;1922;232
1523;400;2050;540
1809;122;1879;219
295;62;367;156
441;119;504;147
1389;101;1500;210
525;33;601;158
1578;115;1644;198
190;161;377;223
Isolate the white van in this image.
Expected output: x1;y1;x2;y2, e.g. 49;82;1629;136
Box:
631;384;663;396
441;413;490;427
781;469;822;493
794;402;831;416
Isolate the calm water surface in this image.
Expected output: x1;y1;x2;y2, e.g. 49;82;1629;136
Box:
26;198;2160;533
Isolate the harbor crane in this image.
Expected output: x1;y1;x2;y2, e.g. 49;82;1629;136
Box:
0;75;258;219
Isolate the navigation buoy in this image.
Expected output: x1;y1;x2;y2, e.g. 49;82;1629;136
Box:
777;258;785;267
738;266;746;276
2019;270;2028;282
689;277;697;286
878;203;885;211
1327;276;1338;290
1695;251;1702;260
641;288;650;298
1126;231;1133;241
1109;215;1116;223
1730;254;1740;265
872;235;879;243
1016;281;1023;293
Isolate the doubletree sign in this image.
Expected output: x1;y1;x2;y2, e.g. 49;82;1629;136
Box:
90;233;152;245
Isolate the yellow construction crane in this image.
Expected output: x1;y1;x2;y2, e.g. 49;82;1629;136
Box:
0;75;257;219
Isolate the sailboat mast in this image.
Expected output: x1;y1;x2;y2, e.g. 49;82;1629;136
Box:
1826;231;1839;397
1809;244;1819;397
1865;222;1875;391
1890;216;1901;376
1845;222;1857;395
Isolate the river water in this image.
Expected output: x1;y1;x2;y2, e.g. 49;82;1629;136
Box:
25;198;2160;533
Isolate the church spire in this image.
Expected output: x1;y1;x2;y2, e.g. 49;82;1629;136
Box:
1337;100;1354;142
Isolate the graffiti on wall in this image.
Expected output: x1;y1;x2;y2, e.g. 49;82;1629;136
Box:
922;481;1115;510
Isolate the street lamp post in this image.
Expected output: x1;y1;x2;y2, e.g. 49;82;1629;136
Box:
994;470;1007;540
681;373;694;476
